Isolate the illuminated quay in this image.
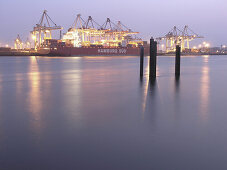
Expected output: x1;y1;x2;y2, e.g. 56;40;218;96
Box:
0;10;227;56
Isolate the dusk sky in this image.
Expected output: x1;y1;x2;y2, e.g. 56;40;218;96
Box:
1;0;227;46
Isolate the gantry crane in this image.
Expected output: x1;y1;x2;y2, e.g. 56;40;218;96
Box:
65;14;105;46
101;17;142;46
31;10;63;50
157;26;203;52
62;14;142;47
72;14;85;29
25;38;31;49
182;25;204;51
14;34;23;50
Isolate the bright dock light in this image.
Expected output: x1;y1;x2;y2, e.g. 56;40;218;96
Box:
32;35;36;40
205;43;210;48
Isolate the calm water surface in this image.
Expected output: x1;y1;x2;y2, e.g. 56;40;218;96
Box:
0;55;227;170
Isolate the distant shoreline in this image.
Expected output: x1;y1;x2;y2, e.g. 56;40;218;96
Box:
1;50;227;57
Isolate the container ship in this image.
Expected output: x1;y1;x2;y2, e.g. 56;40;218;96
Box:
29;11;149;56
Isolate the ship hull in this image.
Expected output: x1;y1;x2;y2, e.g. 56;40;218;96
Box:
48;47;149;56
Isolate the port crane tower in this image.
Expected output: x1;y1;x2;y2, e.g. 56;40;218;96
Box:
66;14;105;46
14;34;23;50
31;10;63;50
62;14;142;47
100;18;140;46
25;38;31;49
157;26;203;52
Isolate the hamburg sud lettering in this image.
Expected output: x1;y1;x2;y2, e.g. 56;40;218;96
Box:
98;49;127;54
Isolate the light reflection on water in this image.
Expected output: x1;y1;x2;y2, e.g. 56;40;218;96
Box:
27;57;43;137
141;57;150;118
0;55;227;169
200;56;210;122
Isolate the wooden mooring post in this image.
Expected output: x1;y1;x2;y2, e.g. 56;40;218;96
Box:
149;38;157;78
140;46;144;77
175;45;181;76
140;42;181;79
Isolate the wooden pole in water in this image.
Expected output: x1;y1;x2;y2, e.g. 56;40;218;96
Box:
175;45;181;76
140;46;144;77
60;30;62;39
149;38;157;78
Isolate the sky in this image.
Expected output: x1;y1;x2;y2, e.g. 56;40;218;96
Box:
0;0;227;47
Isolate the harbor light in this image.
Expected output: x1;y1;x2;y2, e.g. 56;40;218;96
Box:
205;43;210;48
32;35;36;40
161;44;164;50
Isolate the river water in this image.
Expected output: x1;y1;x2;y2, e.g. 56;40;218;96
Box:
0;55;227;170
